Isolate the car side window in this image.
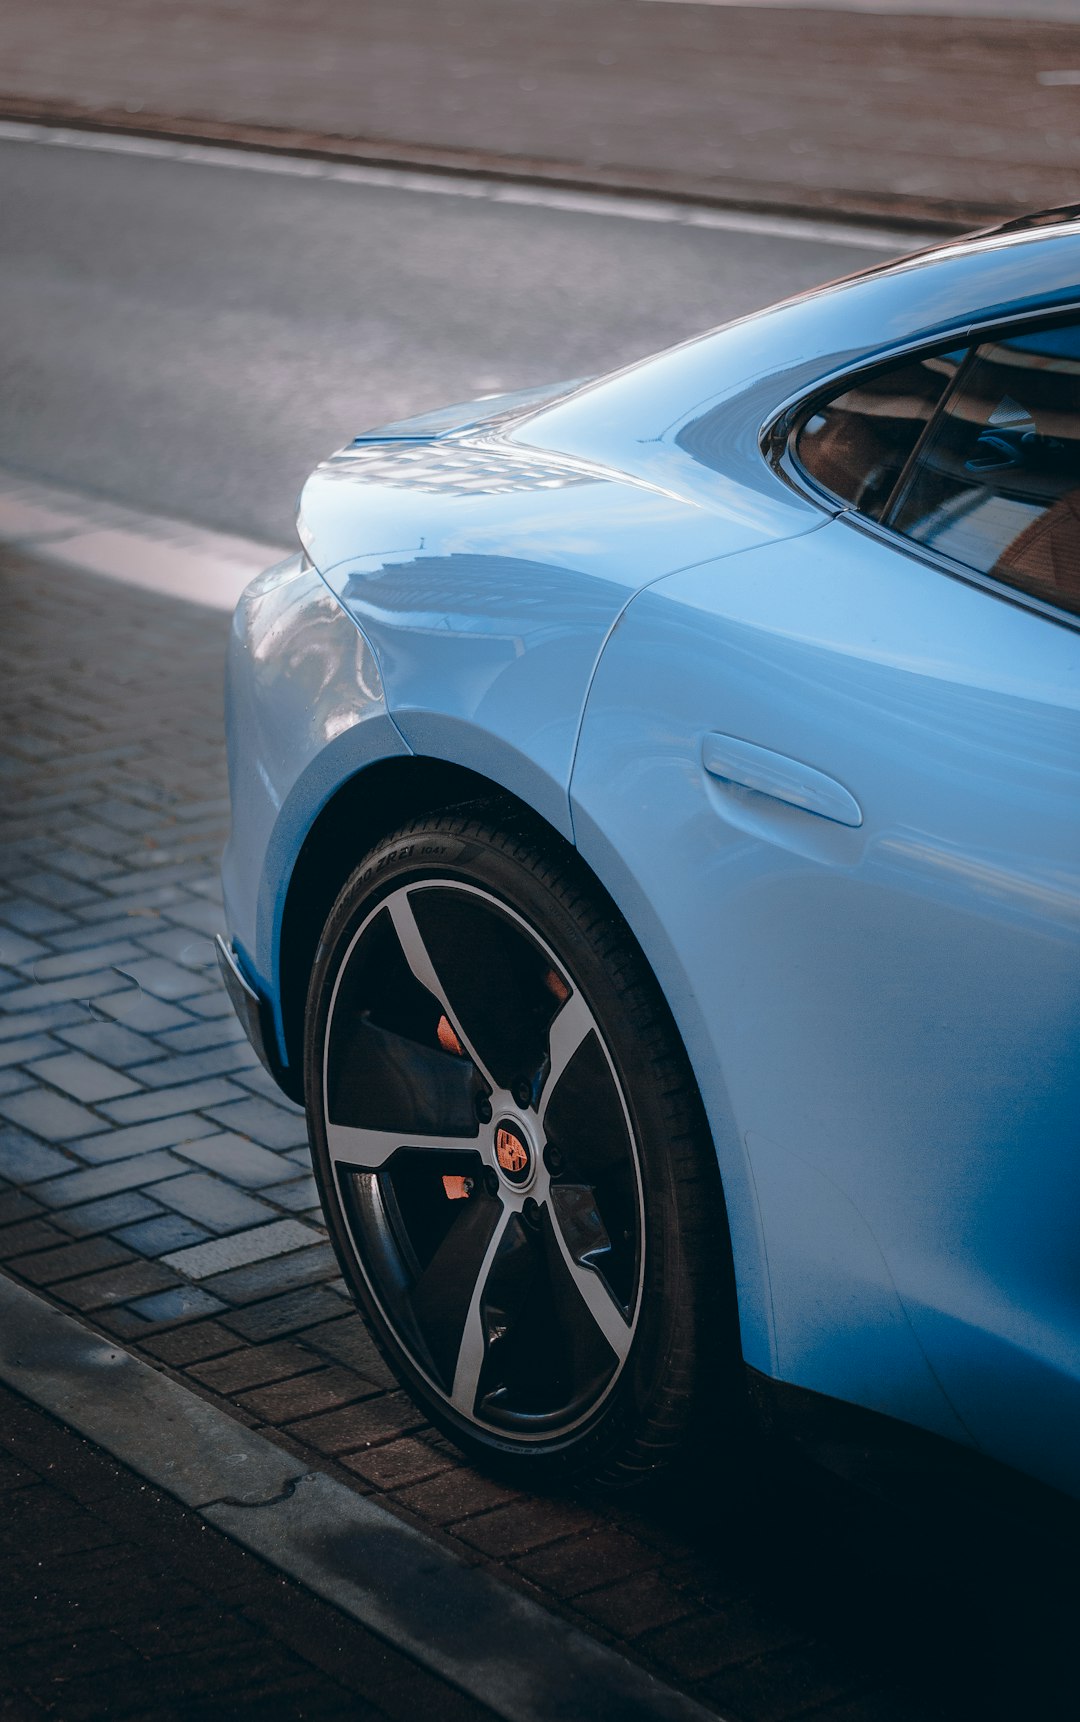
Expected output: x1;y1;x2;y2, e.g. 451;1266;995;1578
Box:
794;349;966;520
889;325;1080;619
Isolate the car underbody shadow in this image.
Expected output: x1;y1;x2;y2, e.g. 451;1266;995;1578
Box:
570;1380;1078;1721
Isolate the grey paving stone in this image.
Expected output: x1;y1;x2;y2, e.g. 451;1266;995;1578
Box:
94;990;192;1032
161;1219;322;1281
174;796;231;823
136;928;218;971
12;871;102;910
0;928;48;968
0;1124;73;1187
63;817;141;858
126;1285;226;1323
71;1112;218;1166
235;1364;373;1424
52;1191;165;1237
182;991;237;1021
116;1214;211;1256
220;1284;350;1342
0;899;74;935
200;1244;337;1307
77;886;185;921
155;1015;248;1056
136;1043;257;1089
0;1215;65;1258
300;1319;398;1390
173;1133;296;1189
153;1172;281;1233
344;1437;453;1493
27;1050;140;1103
269;1176;321;1213
92;797;161;834
31;1150;192;1208
0;1188;43;1227
111;956;215;1001
56;1258;180;1310
187;875;224;902
0;1035;56;1069
98;1077;247;1126
13;1233;135;1287
205;1096;307;1151
102;865;217;900
0;1069;33;1097
186;1339;321;1396
56;1021;165;1068
51;915;160;952
162;898;229;937
0;968;134;1014
139;1320;242;1365
40;845;118;883
284;1392;424;1455
232;1064;294;1103
25;941;145;982
0;1003;90;1042
0;1087;109;1142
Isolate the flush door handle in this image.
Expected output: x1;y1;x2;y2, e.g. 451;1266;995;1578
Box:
702;733;862;828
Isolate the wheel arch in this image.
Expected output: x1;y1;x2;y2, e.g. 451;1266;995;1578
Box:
276;755;499;1096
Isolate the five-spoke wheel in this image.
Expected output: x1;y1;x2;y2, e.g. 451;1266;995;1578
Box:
305;810;732;1485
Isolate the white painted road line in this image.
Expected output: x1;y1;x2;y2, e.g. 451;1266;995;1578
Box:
0;1272;722;1722
0;467;283;609
0;118;926;253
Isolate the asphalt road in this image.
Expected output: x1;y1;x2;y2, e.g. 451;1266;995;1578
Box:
0;132;886;544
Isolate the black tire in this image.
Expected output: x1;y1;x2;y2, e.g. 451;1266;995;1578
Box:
303;801;742;1488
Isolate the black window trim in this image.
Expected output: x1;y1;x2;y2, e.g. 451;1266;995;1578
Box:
876;343;979;528
763;302;1080;633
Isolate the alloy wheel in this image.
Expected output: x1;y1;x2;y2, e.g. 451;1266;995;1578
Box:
320;879;645;1442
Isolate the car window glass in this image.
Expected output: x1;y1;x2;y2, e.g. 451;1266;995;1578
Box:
890;324;1080;619
794;349;966;519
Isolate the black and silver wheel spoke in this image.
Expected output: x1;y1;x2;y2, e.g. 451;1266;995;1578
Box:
386;891;498;1092
545;1189;633;1361
410;1193;509;1397
447;1202;519;1415
538;990;594;1126
326;1121;481;1172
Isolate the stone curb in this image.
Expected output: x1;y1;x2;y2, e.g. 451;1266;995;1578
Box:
0;94;977;236
0;1272;723;1722
0;465;282;610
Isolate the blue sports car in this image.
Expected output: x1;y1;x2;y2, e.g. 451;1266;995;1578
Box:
219;209;1080;1498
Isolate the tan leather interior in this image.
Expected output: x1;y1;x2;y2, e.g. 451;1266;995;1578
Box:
994;486;1080;610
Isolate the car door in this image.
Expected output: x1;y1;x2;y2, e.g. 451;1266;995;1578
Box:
569;318;1080;1497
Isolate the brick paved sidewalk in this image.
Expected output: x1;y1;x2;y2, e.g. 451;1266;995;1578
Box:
1;545;1076;1722
0;1377;497;1722
2;0;1080;229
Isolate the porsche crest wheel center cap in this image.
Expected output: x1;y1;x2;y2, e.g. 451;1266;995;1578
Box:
494;1122;532;1186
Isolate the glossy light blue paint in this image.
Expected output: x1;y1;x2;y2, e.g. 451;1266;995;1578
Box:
223;217;1080;1496
298;427;820;843
571;520;1080;1494
221;553;409;1047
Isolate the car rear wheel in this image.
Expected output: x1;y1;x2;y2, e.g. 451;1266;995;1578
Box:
303;804;740;1487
